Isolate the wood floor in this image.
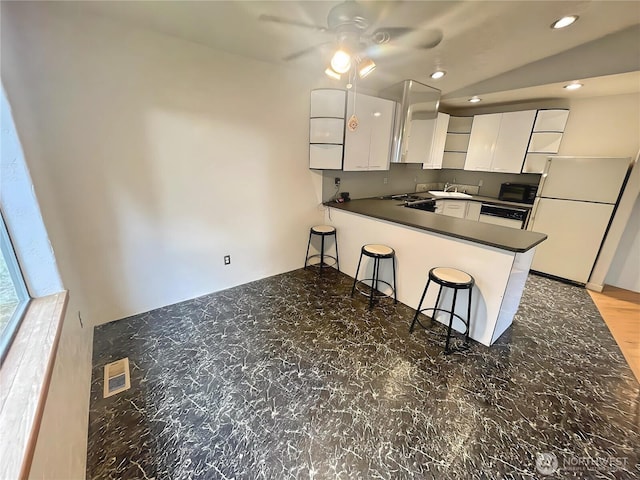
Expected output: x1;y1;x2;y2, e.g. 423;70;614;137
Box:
588;285;640;383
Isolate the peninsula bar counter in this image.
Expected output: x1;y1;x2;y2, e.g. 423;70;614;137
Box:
325;197;547;346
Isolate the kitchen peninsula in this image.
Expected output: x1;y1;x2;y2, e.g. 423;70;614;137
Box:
326;196;547;346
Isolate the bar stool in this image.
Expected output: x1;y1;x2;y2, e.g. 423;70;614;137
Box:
351;244;397;309
410;267;474;354
304;225;339;273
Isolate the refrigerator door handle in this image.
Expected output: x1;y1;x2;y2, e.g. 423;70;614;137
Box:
527;197;541;231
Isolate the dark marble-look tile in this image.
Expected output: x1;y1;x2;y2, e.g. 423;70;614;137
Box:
87;269;639;479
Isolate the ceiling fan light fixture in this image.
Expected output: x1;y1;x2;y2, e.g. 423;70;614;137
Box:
468;96;482;103
551;15;578;29
330;49;352;74
430;70;446;80
358;58;376;78
325;67;341;80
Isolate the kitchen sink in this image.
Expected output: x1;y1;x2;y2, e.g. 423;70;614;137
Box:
428;191;472;198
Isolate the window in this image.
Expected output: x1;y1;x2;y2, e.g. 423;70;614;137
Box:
0;212;30;362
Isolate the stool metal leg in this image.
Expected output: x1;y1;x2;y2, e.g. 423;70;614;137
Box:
465;287;472;345
391;254;397;304
334;232;340;272
369;257;379;309
351;251;364;297
433;285;444;322
410;277;431;332
320;234;325;274
304;230;312;269
444;288;458;354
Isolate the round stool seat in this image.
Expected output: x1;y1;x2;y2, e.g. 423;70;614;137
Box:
311;225;336;235
363;244;394;257
431;267;473;287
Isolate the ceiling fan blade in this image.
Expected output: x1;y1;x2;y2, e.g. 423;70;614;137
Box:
259;14;328;32
370;27;443;49
283;42;331;62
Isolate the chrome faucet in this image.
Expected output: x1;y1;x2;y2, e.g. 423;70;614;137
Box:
444;182;457;192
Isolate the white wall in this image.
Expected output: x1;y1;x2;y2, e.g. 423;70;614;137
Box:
1;3;325;478
2;2;325;327
559;93;640;291
0;88;63;297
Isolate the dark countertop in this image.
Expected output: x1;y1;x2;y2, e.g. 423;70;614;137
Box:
327;196;547;253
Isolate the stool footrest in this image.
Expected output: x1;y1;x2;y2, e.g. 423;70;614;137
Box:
353;279;395;299
412;307;469;334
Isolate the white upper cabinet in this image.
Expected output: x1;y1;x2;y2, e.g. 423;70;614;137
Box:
528;132;563;153
464;113;502;171
523;109;569;172
491;110;537;173
423;113;450;169
465;111;535;173
343;92;395;171
405;119;436;164
309;118;344;144
442;116;472;169
310;89;346;118
533;109;569;132
309;89;346;170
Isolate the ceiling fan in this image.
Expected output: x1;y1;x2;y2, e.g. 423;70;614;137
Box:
259;0;442;80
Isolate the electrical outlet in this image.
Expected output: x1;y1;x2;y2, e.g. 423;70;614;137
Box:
335;177;341;186
224;255;231;265
383;177;388;184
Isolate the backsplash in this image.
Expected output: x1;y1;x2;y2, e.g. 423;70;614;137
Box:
322;164;541;202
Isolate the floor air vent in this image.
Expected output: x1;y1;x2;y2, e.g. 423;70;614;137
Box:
103;357;131;398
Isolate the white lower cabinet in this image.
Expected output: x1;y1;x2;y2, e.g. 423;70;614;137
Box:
435;200;481;220
343;92;395;171
465;202;481;221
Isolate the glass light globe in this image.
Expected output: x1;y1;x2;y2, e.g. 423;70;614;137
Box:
331;50;351;74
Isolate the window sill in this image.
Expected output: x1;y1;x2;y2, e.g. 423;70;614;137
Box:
0;291;68;480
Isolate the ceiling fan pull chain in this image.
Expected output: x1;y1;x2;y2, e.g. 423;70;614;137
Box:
348;70;359;131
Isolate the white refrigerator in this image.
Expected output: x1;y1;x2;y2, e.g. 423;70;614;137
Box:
527;156;631;283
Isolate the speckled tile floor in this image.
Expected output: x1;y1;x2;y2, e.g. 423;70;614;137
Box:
87;269;639;479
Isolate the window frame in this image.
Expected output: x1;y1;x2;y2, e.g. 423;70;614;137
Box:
0;211;30;364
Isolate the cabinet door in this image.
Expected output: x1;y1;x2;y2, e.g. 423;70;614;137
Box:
522;153;551;174
465;202;481;221
464;113;501;171
309;144;343;170
343;93;372;171
534;109;569;132
310;118;344;144
405;119;436;164
491;110;536;173
367;95;395;170
424;112;449;169
310;89;346;118
528;132;563;153
442;200;467;218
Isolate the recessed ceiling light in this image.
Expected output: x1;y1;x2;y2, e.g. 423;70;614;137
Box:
468;96;481;103
551;15;579;29
564;82;583;90
430;70;446;80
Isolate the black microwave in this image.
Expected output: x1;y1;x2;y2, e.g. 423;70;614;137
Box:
499;183;538;204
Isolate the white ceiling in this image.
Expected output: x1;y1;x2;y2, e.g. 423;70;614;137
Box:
58;1;640;108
